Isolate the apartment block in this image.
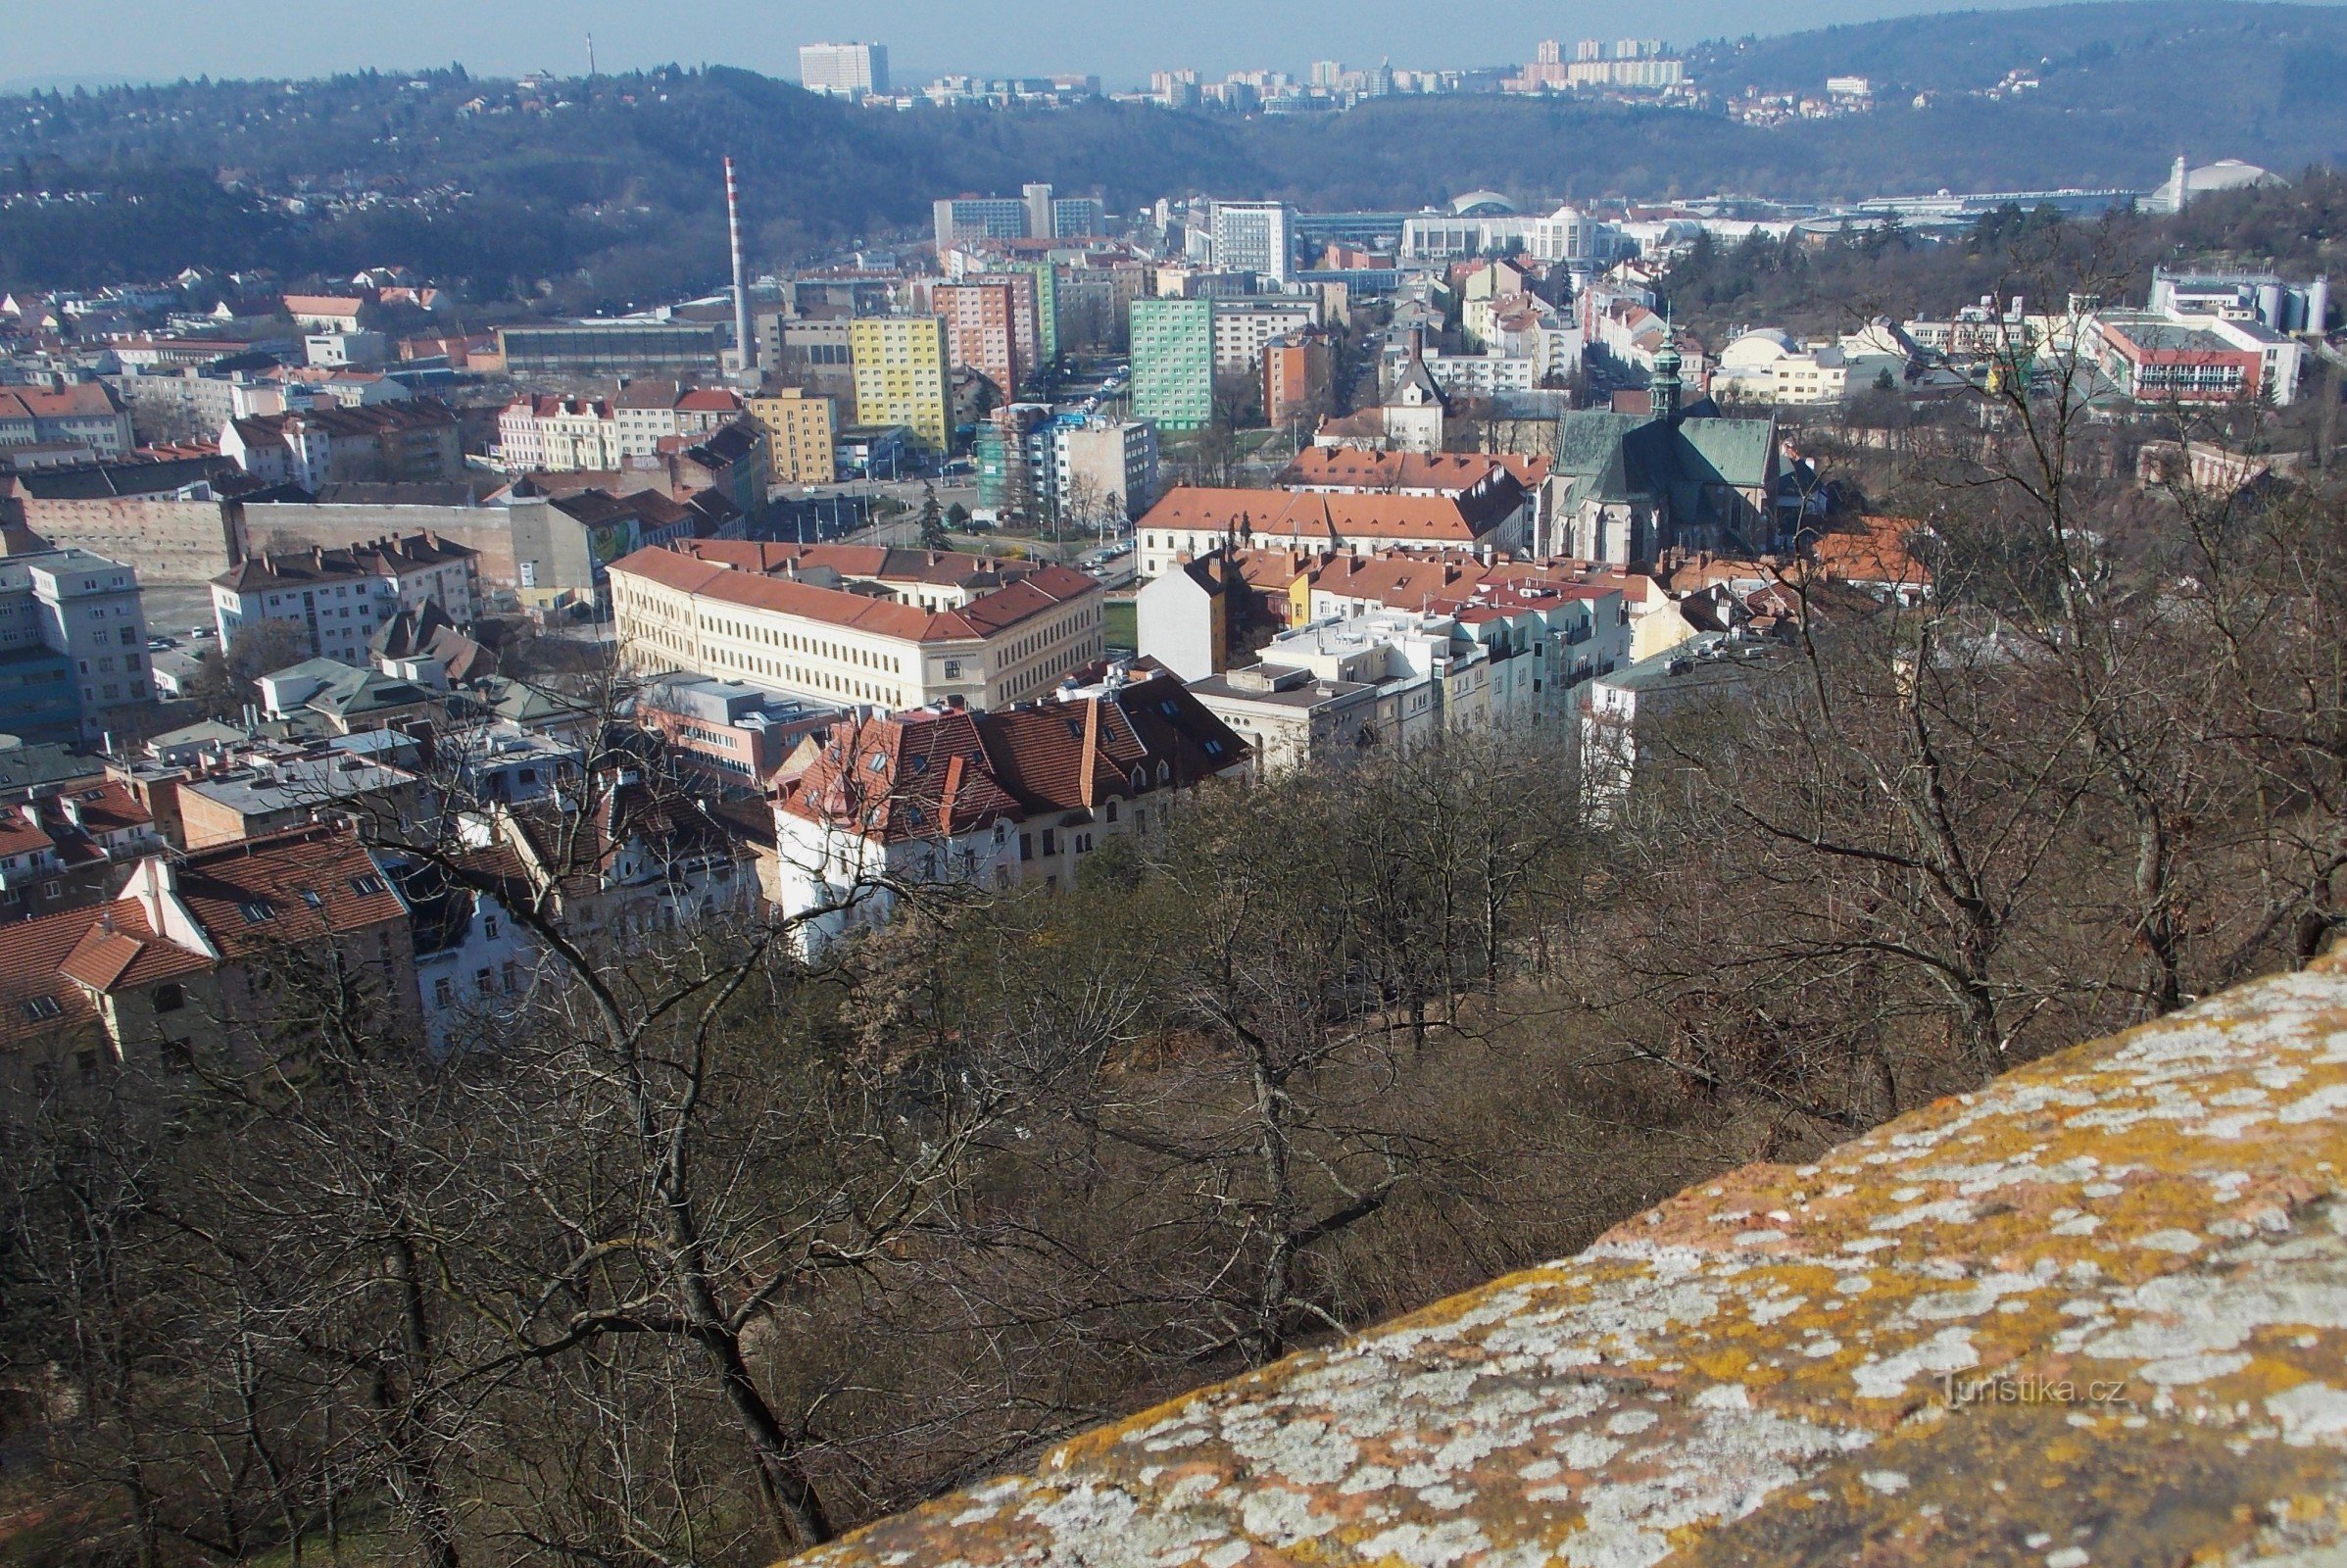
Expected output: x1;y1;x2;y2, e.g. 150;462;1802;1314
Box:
1131;297;1216;431
850;316;953;453
746;385;839;484
1211;300;1320;375
0;548;151;746
610;540;1104;711
211;534;480;661
935;280;1024;398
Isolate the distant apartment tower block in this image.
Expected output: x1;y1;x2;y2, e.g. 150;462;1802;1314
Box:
1051;196;1107;238
849;316;953;453
933;196;1032;253
799;41;889;97
1130;298;1216;432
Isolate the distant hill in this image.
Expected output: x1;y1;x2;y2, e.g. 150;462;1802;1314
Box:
0;2;2341;306
1689;0;2347;187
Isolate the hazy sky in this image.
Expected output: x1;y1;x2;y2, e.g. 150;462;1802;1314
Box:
0;0;2315;90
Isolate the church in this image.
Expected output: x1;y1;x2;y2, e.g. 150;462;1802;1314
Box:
1544;340;1790;564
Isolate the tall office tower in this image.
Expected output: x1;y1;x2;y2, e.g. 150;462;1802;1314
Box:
798;41;890;97
1208;200;1296;285
1023;182;1055;240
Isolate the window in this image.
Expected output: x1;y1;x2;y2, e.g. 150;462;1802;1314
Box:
152;983;184;1013
433;975;455;1007
299;889;324;909
21;995;62;1022
475;968;494;996
484;916;499;940
1019;832;1033;862
351;874;388;898
503;960;520;995
1042;828;1057;856
76;1050;100;1086
159;1038;194;1074
239;900;275;924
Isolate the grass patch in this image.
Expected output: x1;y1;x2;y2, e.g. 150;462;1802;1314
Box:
1103;601;1137;654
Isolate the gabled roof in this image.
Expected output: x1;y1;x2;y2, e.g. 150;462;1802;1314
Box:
1551;408;1780;506
610;548;1100;645
783;709;1023;842
1277;448;1551;493
172;825;408;960
0;382;122;422
1137;486;1514;545
0;899;208;1049
214;530;478;592
1806;515;1933;589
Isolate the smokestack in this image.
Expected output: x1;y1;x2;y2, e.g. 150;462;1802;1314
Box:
726;157;755;379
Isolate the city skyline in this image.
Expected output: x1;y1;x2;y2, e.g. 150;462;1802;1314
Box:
4;0;2335;92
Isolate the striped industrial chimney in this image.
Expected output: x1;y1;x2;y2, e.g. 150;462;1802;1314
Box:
726;157;755;378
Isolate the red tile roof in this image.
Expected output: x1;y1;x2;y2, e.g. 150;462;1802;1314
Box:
611;548;1099;644
785;709;1024;842
0;382;122;422
0;811;55;859
171;824;407;960
0;899;207;1050
1138;486;1516;546
1807;516;1932;589
1277;448;1550;492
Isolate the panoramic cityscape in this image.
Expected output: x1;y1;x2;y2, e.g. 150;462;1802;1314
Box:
0;1;2345;1564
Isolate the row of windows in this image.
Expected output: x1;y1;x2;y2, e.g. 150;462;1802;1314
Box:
698;612;906;674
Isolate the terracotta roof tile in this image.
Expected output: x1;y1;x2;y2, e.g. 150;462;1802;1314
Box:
172;825;407;960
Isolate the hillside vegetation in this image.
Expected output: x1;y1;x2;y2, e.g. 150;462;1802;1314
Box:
1;2;2344;307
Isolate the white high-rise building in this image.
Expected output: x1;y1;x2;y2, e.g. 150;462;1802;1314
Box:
799;41;890;97
1209;200;1296;285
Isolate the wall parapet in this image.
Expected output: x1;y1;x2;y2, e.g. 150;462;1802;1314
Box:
792;949;2347;1568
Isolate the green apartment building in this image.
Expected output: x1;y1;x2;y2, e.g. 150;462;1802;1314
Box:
1131;297;1215;431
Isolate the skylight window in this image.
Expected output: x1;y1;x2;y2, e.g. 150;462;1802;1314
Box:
350;874;388;898
22;996;62;1021
239;901;275;924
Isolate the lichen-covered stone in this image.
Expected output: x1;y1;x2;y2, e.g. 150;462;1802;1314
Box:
789;952;2347;1568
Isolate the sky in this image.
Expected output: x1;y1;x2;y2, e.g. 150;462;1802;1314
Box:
1;0;2328;91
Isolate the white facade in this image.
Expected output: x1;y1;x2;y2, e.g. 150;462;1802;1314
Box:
1055;417;1160;521
800;41;889;96
1529;206;1617;265
0;548;151;742
497;397;620;472
1210;300;1321;374
1399;215;1533;262
1209;201;1296;284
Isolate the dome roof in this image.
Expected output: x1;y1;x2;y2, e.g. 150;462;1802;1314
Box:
2189;158;2285;193
1718;328;1798;368
1450;189;1517;217
2150;157;2288;213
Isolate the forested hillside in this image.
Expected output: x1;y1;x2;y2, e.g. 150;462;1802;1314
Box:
2;2;2346;309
